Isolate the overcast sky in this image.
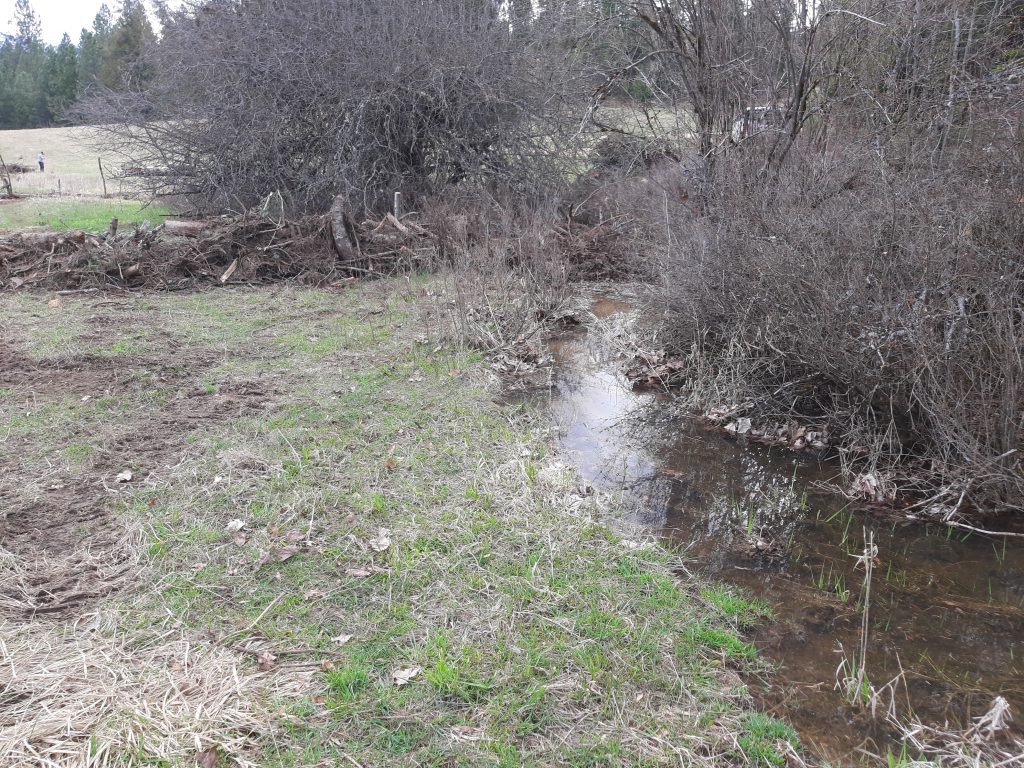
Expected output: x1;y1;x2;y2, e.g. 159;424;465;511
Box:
3;0;180;46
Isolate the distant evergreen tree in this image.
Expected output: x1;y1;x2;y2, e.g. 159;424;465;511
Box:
44;33;79;119
101;0;156;90
0;0;49;128
77;5;113;95
13;0;42;45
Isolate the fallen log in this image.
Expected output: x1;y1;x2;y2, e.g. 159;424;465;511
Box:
4;229;88;250
161;219;208;237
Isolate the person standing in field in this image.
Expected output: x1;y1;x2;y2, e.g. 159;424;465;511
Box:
37;151;45;172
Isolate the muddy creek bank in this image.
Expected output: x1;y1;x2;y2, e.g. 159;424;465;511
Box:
520;297;1024;764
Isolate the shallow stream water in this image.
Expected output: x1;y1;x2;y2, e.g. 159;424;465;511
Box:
526;297;1024;764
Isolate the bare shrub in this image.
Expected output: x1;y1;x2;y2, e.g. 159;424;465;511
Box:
611;0;1024;514
421;187;573;353
81;0;588;215
664;135;1022;504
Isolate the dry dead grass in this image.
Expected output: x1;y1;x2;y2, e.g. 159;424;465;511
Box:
0;125;129;198
0;613;315;767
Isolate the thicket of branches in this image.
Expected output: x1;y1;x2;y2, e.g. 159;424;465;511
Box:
602;0;1024;513
83;0;591;214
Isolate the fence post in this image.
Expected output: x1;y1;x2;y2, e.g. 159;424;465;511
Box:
98;158;108;198
0;154;13;197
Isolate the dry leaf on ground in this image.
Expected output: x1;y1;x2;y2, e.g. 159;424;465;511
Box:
392;666;421;686
255;546;299;570
369;528;391;553
257;650;277;671
195;747;219;768
225;519;245;533
450;725;484;743
344;565;389;578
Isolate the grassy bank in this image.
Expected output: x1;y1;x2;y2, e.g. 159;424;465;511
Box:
0;280;791;767
0;197;170;231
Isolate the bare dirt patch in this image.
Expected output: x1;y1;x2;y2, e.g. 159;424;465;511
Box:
100;382;275;475
0;483;132;618
0;338;208;396
0;335;274;619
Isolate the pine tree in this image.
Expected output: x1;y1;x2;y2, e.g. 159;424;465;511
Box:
101;0;156;90
44;33;79;119
0;0;49;127
78;5;113;93
13;0;42;46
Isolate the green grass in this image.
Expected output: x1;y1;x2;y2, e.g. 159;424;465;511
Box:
0;280;790;767
0;197;170;232
701;585;774;627
737;713;799;767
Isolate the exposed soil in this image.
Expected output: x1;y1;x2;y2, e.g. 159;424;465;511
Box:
96;382;275;481
0;335;274;620
0;340;207;396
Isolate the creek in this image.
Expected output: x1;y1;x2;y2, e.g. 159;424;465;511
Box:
524;296;1024;764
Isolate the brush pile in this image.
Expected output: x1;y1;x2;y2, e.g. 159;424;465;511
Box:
0;206;437;291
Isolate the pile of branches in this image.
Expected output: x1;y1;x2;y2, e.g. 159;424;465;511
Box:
0;207;436;291
328;196;436;277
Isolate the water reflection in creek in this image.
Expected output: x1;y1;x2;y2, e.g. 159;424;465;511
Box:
529;298;1024;765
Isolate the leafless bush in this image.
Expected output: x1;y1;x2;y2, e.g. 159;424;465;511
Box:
611;0;1024;513
81;0;589;215
421;186;574;352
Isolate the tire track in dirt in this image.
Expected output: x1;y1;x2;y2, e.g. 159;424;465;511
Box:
0;342;274;620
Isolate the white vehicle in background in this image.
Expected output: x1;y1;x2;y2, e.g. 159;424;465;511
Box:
729;106;785;144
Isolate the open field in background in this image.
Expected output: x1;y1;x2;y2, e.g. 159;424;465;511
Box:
0;125;132;198
0;125;171;233
598;103;695;138
0;108;692;233
0;280;789;768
